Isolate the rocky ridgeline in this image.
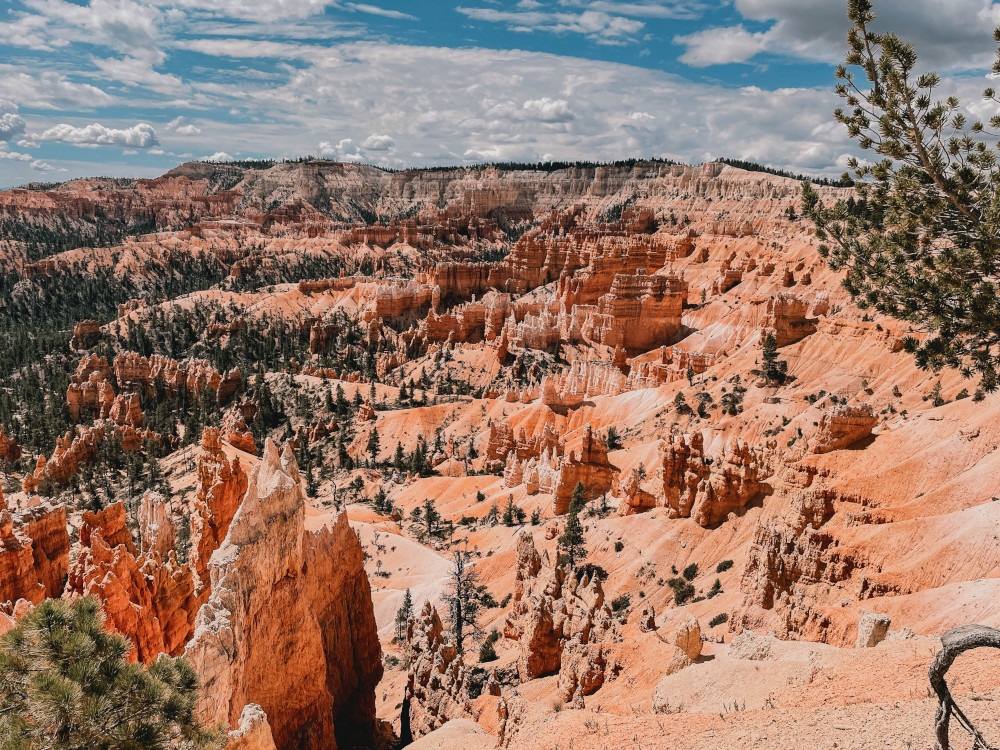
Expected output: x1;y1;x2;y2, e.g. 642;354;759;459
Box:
186;439;381;750
500;424;618;514
0;435;382;749
0;488;68;609
650;432;769;527
190;427;249;592
404;602;475;738
113;352;242;404
66;502;200;663
504;532;620;704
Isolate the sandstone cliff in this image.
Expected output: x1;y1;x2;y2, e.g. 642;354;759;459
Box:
185;440;382;750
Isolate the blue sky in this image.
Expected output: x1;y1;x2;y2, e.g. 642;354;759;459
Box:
1;0;999;186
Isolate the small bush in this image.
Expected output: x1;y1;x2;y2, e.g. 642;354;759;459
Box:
709;612;729;628
467;667;487;698
682;563;699;581
479;640;497;663
481;591;499;608
614;540;624;553
716;559;734;573
668;578;695;605
610;594;631;613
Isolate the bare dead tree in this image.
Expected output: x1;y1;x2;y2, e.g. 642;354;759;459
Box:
929;624;1000;750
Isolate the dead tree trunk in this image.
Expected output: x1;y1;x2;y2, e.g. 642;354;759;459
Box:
929;624;1000;750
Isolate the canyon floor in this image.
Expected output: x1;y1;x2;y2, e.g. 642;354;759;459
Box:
0;159;997;749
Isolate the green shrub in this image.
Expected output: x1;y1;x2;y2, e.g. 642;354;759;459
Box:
478;640;497;663
610;594;631;613
668;578;695;605
707;579;723;599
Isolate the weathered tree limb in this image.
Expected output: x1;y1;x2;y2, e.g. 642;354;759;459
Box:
928;624;1000;750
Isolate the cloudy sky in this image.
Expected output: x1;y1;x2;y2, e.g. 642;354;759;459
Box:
1;0;999;186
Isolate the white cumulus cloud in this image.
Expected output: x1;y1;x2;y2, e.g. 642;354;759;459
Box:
522;97;575;123
675;25;768;67
361;133;395;150
0;111;25;142
36;122;159;148
165;116;202;136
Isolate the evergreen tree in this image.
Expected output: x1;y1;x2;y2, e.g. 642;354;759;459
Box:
422;498;440;538
335;384;349;416
366;426;380;465
444;550;481;653
751;333;788;385
337;431;352;470
502;494;517;526
604;426;622;450
558;494;587;571
306;464;319;498
802;0;1000;389
673;391;691;415
0;597;224;750
395;588;413;643
557;482;588;570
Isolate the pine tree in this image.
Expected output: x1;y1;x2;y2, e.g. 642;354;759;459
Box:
673;391;691;415
366;426;380;465
444;549;481;653
395;588;413;643
502;494;517;526
335;384;349;416
558;493;587;571
306;463;319;498
337;431;352;469
604;426;622;450
0;597;224;750
422;498;440;538
751;333;788;385
803;0;1000;390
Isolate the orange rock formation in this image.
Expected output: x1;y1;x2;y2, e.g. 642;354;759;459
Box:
186;441;382;750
